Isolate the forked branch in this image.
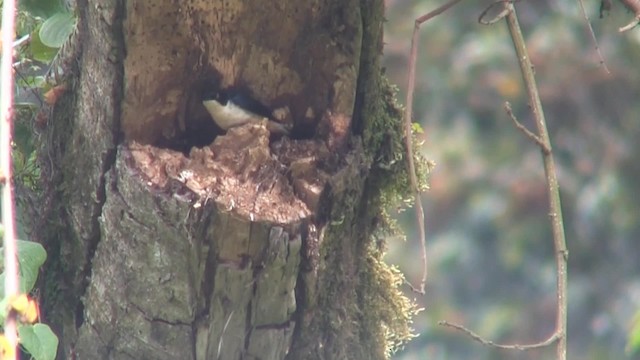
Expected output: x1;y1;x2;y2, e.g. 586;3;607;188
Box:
504;6;569;356
442;3;569;359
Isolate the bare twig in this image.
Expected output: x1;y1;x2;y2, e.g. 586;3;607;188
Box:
404;0;465;295
478;0;513;25
618;15;640;32
441;3;569;359
504;2;569;358
480;0;610;72
618;0;640;32
575;0;611;73
503;102;549;153
1;0;20;357
439;321;560;350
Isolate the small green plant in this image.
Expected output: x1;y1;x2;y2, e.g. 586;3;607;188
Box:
2;1;76;359
14;1;78;191
0;238;58;360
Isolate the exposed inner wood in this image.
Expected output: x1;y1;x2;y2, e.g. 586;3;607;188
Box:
126;121;332;225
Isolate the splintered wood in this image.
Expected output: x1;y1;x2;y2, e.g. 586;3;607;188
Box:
125;121;330;225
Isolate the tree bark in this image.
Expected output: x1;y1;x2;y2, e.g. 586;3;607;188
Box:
37;0;413;359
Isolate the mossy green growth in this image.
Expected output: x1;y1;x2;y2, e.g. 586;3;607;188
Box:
360;76;432;356
368;76;432;209
362;74;433;255
361;244;421;357
305;213;421;358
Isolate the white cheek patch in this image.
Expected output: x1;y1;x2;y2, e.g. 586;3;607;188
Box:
203;99;289;135
203;100;261;130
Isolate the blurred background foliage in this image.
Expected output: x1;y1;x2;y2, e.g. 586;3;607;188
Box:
12;0;76;240
383;0;640;359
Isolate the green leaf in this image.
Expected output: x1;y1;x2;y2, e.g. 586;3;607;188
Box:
0;240;48;297
627;311;640;355
39;12;76;48
14;118;35;158
30;28;58;62
16;74;46;90
0;296;9;323
19;0;65;18
18;324;59;360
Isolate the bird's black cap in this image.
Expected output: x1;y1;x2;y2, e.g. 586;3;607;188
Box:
227;92;273;118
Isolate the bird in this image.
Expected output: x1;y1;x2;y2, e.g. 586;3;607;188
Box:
202;91;290;135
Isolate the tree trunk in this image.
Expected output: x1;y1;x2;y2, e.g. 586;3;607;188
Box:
37;0;414;359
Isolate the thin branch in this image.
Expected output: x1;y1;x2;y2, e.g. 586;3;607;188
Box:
504;2;569;359
404;0;465;295
415;0;464;24
618;15;640;32
439;321;560;350
618;0;640;32
441;3;569;358
575;0;611;73
503;102;549;153
478;0;513;25
1;0;20;357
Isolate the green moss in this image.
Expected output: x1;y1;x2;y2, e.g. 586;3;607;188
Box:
315;73;429;355
295;68;430;358
370;77;432;204
360;245;421;357
287;1;429;357
360;77;432;356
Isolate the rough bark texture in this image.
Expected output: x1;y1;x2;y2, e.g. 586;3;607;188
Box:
38;0;410;359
